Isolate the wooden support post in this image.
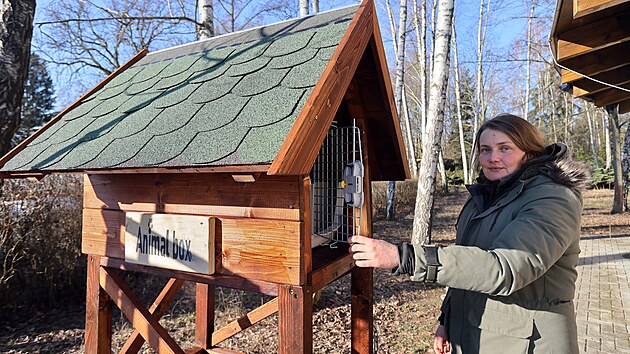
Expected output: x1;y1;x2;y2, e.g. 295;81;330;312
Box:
278;285;313;354
195;283;216;349
351;266;373;353
85;255;112;354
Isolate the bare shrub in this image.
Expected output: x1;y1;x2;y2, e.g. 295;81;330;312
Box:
0;174;84;318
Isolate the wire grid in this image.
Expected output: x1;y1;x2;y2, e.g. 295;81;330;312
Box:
311;125;362;244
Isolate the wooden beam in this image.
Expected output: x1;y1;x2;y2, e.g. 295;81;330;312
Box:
268;0;374;176
120;278;185;354
311;252;354;292
85;255;112;354
569;64;630;92
557;13;630;61
101;257;279;296
594;86;630;106
560;41;630;82
618;99;630;113
212;298;279;345
278;285;313;354
574;0;630;18
99;267;184;354
195;283;216;350
298;174;312;285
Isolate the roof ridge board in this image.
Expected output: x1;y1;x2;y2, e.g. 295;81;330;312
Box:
134;5;358;67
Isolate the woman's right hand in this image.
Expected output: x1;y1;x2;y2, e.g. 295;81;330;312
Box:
433;324;450;354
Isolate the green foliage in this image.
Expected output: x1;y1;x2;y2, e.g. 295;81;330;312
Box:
14;53;56;147
591;167;614;189
0;175;83;318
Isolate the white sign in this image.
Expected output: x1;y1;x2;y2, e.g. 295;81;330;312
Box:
124;213;215;274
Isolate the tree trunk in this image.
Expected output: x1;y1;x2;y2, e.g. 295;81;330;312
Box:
606;104;624;213
451;18;469;184
411;0;428;140
412;0;454;245
523;0;535;121
586;106;599;169
622;121;630;211
604;110;612;169
299;0;309;17
469;0;488;182
0;0;35;158
198;0;214;39
311;0;319;14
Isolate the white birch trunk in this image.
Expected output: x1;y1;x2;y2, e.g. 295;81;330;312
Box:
451;18;469;184
412;0;428;138
586;106;599;169
622;121;630;211
412;0;454;245
604;110;612;169
198;0;214;39
523;0;535;121
311;0;319;13
299;0;309;17
469;0;487;182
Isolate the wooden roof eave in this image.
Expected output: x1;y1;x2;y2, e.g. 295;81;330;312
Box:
267;0;376;176
0;49;149;178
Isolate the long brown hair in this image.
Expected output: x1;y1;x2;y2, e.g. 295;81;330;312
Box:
473;113;546;170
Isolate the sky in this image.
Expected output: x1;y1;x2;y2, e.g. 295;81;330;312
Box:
32;0;548;111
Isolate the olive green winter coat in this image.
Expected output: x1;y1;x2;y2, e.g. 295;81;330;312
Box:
407;144;590;354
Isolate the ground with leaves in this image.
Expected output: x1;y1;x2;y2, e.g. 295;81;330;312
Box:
0;186;627;353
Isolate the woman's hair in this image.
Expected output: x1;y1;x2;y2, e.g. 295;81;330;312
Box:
473;113;547;170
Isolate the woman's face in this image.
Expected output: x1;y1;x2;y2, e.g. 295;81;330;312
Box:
478;129;527;181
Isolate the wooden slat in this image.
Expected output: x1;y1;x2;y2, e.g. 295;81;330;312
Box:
120;278;185;354
195;283;215;350
0;49;148;171
278;285;313;354
569;65;630;92
268;0;374;176
298;175;312;284
99;267;184;354
574;0;629;18
560;41;630;82
311;252;354;292
82;208;125;258
556;13;630;61
85;255;112;354
101;257;279;296
219;218;301;285
85;211;302;285
212;298;279;345
83;174;300;221
594;86;630;106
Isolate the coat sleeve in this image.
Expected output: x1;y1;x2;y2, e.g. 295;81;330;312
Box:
410;185;583;296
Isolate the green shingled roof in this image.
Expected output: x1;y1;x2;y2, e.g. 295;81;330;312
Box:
2;5;358;173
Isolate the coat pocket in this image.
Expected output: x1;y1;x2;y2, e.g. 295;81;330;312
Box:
467;308;534;354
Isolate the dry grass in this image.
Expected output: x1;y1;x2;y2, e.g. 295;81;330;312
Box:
0;185;628;353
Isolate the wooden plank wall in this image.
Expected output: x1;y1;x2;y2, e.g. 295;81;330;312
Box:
82;173;305;285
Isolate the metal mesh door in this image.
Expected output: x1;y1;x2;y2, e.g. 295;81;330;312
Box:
311;123;363;246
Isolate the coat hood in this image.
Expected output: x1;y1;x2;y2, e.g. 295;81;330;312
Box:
528;143;592;191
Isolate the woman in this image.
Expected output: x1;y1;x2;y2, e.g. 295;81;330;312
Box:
349;113;590;354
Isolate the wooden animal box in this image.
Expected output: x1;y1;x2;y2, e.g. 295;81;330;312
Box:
0;1;409;352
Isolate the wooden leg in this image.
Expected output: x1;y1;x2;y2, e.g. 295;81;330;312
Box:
278;285;313;354
351;266;373;354
85;255;112;354
195;283;215;349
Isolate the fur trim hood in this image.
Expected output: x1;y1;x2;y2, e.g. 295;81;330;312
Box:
527;143;592;191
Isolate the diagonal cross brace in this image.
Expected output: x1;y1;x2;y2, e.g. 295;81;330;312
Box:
99;267;185;354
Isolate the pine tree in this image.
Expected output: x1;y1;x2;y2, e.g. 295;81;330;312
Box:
14;53;55;147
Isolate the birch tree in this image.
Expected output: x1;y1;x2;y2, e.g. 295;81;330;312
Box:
451;17;469;184
0;0;36;158
622;122;629;211
198;0;214;39
412;0;454;245
523;0;536;121
299;0;309;16
386;0;410;220
585;105;599;169
605;104;625;213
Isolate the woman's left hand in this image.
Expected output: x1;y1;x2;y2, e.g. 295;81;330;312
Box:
348;235;399;269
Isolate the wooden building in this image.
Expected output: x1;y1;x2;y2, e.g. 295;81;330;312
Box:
0;0;409;353
550;0;630;111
